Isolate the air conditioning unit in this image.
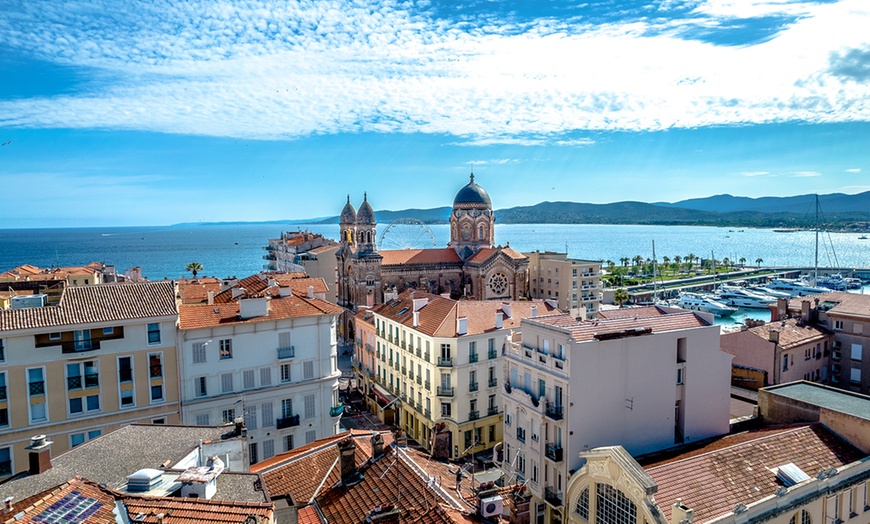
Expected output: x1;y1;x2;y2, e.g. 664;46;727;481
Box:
480;496;503;518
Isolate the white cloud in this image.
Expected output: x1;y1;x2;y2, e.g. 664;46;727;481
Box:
794;171;822;177
0;0;868;140
467;159;519;165
741;171;770;176
846;168;862;173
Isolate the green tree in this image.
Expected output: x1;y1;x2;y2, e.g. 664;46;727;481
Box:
613;288;630;308
186;262;203;279
756;257;764;268
739;257;746;268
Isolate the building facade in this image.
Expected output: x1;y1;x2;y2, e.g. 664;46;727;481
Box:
353;289;555;460
500;306;732;522
336;175;530;338
178;283;343;465
527;251;603;319
0;282;181;479
262;231;339;303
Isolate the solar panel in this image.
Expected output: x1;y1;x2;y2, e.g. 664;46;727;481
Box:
33;490;103;524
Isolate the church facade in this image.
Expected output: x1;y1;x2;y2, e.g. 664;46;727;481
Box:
336;175;529;337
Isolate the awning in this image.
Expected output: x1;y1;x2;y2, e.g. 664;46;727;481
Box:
372;384;396;407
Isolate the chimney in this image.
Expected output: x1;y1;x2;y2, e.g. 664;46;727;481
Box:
231;287;246;299
234;417;247;437
412;298;428;311
413;311;420;328
801;300;811;322
207;290;214;305
457;317;468;336
531;305;537;318
769;329;780;344
27;435;53;475
371;431;384;458
307;285;315;299
337;437;357;482
672;499;694;524
279;285;292;298
495;312;503;329
3;497;13;515
501;302;512;318
775;298;788;321
239;297;269;319
268;278;277;287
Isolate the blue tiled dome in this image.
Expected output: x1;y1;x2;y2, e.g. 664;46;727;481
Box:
453;174;491;207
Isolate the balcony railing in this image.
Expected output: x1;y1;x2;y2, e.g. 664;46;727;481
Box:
84;373;99;388
276;414;300;429
61;340;101;353
424;380;431;391
469;410;479;421
0;385;6;401
416;348;421;358
67;376;82;390
469;353;479;363
424;408;431;418
545;403;564;421
436;386;455;397
119;368;133;382
407;399;416;409
488;406;499;416
416;376;422;385
488;377;498;388
469;382;479;392
29;381;45;395
544;487;563;506
545;443;563;462
401;341;406;349
277;346;296;359
437;357;453;367
401;366;407;376
488;349;498;359
329;405;345;417
149;365;163;378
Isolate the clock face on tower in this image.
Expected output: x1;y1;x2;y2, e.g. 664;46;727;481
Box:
488;272;508;295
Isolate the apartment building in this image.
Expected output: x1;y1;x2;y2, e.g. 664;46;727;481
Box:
178;281;343;465
0;281;181;478
262;231;339;303
526;251;602;319
772;292;870;394
500;306;731;523
354;290;556;460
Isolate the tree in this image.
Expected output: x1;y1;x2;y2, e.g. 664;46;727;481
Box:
739;257;746;268
186;262;203;279
722;257;731;271
686;253;696;270
756;258;763;268
613;288;630;308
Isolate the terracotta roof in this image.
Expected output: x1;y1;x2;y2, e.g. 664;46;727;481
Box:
119;494;274;523
179;294;341;330
0;263;104;282
307;244;339;256
380;248;462;266
783;291;870;319
527;310;711;342
0;281;178;331
598;306;668;319
741;318;829;349
297;504;322;524
372;289;557;338
4;477;119;524
211;273;325;304
645;424;866;522
179;281;222;304
465;246;528;264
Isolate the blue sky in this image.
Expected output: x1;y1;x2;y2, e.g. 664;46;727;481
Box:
1;0;868;228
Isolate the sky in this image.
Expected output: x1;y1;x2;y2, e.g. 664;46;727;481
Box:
1;0;869;228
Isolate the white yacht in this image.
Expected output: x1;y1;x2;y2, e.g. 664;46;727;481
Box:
677;292;738;317
765;278;829;297
715;285;777;309
751;285;792;299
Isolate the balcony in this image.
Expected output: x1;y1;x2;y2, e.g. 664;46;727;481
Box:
424;352;430;362
67;376;83;390
277;414;300;429
424;408;431;418
409;371;415;380
329;406;344;417
416;376;422;385
84;373;99;388
469;382;479;392
487;406;499;416
415;348;421;358
61;340;101;353
29;381;45;396
545;443;563;462
488;349;498;359
424;380;431;391
388;359;394;367
469;410;479;421
437;386;455;397
438;357;453;367
401;366;407;376
488;377;498;388
469;353;479;363
407;399;416;409
351;358;360;372
277;346;295;360
401;341;406;349
544;487;563;506
545;403;563;421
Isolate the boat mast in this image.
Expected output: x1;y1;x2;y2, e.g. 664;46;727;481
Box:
652;240;657;302
814;194;820;286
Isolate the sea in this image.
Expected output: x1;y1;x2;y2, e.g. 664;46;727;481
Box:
2;223;868;327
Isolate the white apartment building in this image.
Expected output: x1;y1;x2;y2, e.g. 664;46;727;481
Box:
500;306;732;523
178;284;343;465
526;251;602;319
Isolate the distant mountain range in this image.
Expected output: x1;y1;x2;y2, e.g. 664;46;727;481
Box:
309;191;870;229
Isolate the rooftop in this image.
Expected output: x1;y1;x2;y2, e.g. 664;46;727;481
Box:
731;317;829;350
179;292;342;329
783;291;870;318
762;381;870;421
379;248;462;267
0;281;177;331
527;309;712;342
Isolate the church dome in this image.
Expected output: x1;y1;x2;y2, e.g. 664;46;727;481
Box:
453;174;491;207
340;196;357;224
357;193;376;225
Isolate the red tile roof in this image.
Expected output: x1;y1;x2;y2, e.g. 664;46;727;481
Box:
598;306;668;319
5;477;118;524
740;318;829;350
210;273;325;304
783;291;870;319
120;494;274;523
179;294;342;330
380;248;462;266
645;424;865;522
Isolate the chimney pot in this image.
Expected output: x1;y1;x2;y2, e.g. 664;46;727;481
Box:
495;312;503;329
207;290;214;305
307;285;315;299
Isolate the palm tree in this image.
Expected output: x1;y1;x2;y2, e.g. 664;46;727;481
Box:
756;258;763;268
686;253;696;270
722;257;731;271
633;255;644;270
614;288;630;308
739;257;746;268
661;256;670;275
620;257;630;268
186;262;203;280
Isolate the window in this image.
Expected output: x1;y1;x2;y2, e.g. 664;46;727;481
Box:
263;439;274;460
219;339;232;359
195;377;208;397
0;338;4;362
70;429;102;448
788;510;812;524
575;487;590;520
783;354;789;372
243;369;255;389
851;368;862;384
196;413;210;425
244;405;258;430
150;384;164;402
284;434;294;451
305;430;316;444
192;342;207;363
222;408;236;423
49;332;61;341
221;373;234;393
835;320;844;330
149;353;163;378
28;367;47;422
102;327;114;335
441;402;451;418
304;394;315;419
0;372;8;427
852;343;863;361
120;386;134;407
303;361;314;380
281;398;294;418
260;367;272;386
0;446;12;476
676;368;684;385
262;402;274;427
249;443;258;465
596;484;636;524
281;364;292;382
118;356;133;383
147;323;161;344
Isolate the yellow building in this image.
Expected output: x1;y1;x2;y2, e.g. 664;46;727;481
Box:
526;251;602;319
354;289;556;461
0;281;181;478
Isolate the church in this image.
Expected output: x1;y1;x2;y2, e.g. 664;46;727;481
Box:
336;174;529;336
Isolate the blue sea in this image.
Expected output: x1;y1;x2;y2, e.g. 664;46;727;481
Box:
2;223;869;282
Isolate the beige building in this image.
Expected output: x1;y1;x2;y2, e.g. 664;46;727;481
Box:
527;251;603;319
262;231;339;303
0;281;181;479
354;289;556;461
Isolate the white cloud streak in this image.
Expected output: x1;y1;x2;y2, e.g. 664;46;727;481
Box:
0;0;868;141
794;171;822;177
846;168;862;172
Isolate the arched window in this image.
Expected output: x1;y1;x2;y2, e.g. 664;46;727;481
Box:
596;483;636;524
479;224;485;240
788;510;811;524
574;486;590;521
